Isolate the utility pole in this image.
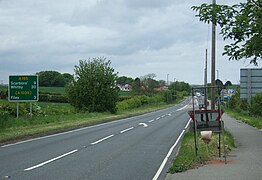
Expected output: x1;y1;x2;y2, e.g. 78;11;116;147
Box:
211;0;216;110
205;49;208;109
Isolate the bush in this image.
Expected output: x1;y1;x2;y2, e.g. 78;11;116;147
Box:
250;93;262;117
0;90;7;99
0;101;44;118
39;93;68;103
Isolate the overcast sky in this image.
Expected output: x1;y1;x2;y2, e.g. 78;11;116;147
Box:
0;0;258;85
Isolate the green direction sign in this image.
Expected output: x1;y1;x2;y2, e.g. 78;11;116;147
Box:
9;75;38;102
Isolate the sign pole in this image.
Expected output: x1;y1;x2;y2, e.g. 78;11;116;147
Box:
16;102;19;119
30;102;32;118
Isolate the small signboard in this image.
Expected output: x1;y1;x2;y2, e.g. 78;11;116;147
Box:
9;75;38;102
189;121;224;132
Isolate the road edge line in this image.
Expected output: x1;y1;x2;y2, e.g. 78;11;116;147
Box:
152;118;190;180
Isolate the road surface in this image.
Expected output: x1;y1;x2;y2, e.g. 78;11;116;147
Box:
0;99;192;180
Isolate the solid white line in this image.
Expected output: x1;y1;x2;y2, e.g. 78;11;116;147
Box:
148;119;155;123
91;134;114;145
185;118;191;129
120;127;134;134
152;129;186;180
24;149;78;171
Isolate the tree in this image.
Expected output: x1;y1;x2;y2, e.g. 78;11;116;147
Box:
132;77;142;95
66;57;119;113
116;76;134;85
37;71;63;87
62;73;74;85
192;0;262;65
140;73;159;95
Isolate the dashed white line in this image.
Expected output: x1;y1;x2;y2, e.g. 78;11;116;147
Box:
156;117;161;120
148;119;155;123
24;149;78;171
161;115;165;118
120;127;134;134
91;134;114;145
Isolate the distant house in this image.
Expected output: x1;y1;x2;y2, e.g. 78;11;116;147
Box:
154;86;168;92
117;84;132;91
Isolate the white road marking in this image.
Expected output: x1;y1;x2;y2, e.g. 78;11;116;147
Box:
24;149;78;171
156;117;161;120
167;113;172;116
176;104;188;112
152;118;191;180
138;123;148;128
161;115;165;118
1;115;142;148
185;119;191;129
91;134;114;145
120;127;134;134
148;119;155;123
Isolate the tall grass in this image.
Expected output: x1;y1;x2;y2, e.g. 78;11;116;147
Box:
169;131;236;173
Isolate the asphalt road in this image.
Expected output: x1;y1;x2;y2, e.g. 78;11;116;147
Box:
0;99;192;180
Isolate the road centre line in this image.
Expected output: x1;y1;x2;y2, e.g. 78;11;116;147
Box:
176;104;188;112
91;134;114;145
1;115;144;148
156;117;161;120
120;127;134;134
24;149;78;171
148;119;155;123
152;118;191;180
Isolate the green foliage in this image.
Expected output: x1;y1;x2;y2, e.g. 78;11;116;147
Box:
66;57;119;113
0;89;7;99
170;131;235;173
250;93;262;117
132;77;143;95
192;0;262;65
117;76;134;85
37;71;73;87
0;101;44;118
40;86;65;94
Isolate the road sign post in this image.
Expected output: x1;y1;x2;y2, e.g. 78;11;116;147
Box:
9;75;39;118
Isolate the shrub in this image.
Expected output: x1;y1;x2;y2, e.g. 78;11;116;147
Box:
250;93;262;117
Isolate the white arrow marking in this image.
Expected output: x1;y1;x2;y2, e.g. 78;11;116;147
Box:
138;123;148;128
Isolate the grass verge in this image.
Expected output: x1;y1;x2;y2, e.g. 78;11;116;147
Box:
0;102;175;144
169;130;236;173
225;109;262;130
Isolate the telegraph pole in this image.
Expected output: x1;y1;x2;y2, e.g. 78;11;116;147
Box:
211;0;216;110
205;49;208;109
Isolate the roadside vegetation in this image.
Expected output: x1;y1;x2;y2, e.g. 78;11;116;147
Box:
225;88;262;130
0;57;191;144
170;131;236;173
